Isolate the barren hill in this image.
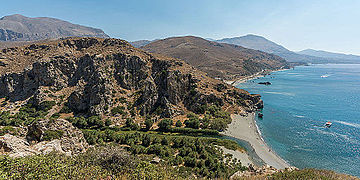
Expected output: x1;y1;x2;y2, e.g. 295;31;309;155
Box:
142;36;289;80
0;14;109;41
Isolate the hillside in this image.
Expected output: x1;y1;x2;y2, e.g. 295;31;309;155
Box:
0;37;263;117
0;37;357;179
217;35;335;63
130;40;152;48
142;36;289;80
298;49;360;63
0;37;269;179
0;14;109;41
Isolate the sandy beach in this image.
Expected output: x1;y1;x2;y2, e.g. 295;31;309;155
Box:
222;113;290;169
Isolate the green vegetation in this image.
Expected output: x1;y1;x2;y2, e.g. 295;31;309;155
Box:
66;116;104;129
175;120;182;127
124;118;139;130
0;126;18;136
234;169;358;180
111;105;127;116
0;101;56;127
0;146;180;179
0;100;244;179
115;97;127;103
158;118;173;132
42;130;64;141
81;131;245;178
180;105;232;131
184;113;200;129
144;117;154;130
59;105;72;113
170;127;219;135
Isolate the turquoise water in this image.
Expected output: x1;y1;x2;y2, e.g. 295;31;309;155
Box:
236;64;360;177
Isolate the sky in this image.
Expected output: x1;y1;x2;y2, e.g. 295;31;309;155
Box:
1;0;360;55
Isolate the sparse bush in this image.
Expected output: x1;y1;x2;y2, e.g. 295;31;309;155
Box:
42;130;64;141
144;117;153;131
158;119;173;132
175;120;182;127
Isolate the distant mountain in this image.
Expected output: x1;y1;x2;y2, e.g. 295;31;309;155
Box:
0;14;109;41
130;40;152;48
142;36;289;80
216;35;337;64
298;49;360;63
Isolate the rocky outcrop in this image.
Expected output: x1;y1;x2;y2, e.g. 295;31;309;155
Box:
27;119;88;155
0;118;88;157
0;134;37;157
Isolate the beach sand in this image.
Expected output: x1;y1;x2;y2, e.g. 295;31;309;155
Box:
222;113;290;169
220;146;253;167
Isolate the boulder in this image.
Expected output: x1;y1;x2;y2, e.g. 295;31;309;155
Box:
0;134;36;157
27;119;88;155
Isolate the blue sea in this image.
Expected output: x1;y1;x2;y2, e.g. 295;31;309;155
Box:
236;64;360;177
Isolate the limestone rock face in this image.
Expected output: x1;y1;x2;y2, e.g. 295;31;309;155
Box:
0;134;36;157
0;119;88;157
27;119;88;155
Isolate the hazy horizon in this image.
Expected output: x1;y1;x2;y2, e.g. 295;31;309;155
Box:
1;0;360;55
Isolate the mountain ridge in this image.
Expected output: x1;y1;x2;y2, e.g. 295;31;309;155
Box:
298;49;360;62
0;14;109;41
142;36;289;80
217;35;360;64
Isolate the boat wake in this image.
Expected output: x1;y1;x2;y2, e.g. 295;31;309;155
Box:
264;91;295;96
334;121;360;129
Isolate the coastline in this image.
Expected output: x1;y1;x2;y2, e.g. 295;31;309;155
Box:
224;68;290;87
222;113;291;169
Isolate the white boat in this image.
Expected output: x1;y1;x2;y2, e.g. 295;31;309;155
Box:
325;121;332;128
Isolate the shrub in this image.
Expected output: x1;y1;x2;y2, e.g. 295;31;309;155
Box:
158;119;173;132
125;118;139;130
42;130;64;141
175;120;182;127
38;101;56;111
111;106;126;116
0;126;18;136
105;119;112;126
59;105;72;113
144;118;153;131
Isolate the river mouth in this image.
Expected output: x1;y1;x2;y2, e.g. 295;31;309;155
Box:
220;135;265;167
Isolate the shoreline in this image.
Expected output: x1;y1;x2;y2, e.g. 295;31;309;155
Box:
222;113;291;169
224;68;290;87
222;68;293;169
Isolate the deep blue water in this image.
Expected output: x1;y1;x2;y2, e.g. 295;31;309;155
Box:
236;64;360;177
